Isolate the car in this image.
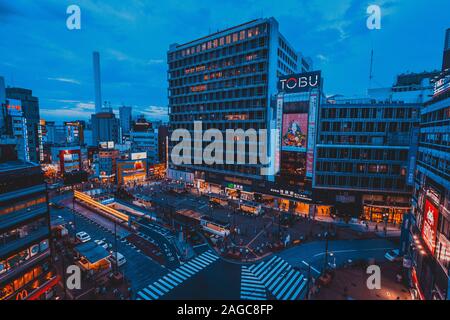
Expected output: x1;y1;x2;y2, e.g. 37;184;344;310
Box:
108;252;126;267
385;249;401;262
76;231;91;243
94;239;109;249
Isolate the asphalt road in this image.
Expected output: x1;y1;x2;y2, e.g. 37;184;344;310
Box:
50;206;167;293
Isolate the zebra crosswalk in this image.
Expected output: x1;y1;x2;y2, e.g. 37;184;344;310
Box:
240;265;267;300
136;250;219;300
245;256;308;300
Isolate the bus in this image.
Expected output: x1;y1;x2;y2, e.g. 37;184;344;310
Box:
240;201;262;215
200;216;230;237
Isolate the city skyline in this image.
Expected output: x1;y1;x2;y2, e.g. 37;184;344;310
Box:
0;0;449;122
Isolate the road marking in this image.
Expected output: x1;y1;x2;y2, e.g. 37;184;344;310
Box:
301;261;321;275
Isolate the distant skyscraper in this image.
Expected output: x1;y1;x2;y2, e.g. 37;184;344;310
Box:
93;51;103;113
5;87;41;163
0;76;5;132
119;105;132;135
443;28;450;71
91;111;120;146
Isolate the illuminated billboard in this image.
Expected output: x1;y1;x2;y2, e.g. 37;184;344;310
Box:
278;71;321;93
282;113;308;152
131;152;147;160
422;199;439;254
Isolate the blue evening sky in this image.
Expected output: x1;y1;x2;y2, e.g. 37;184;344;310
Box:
0;0;448;122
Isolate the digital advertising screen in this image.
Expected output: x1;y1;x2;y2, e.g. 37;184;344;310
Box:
421;199;439;254
282;113;308;152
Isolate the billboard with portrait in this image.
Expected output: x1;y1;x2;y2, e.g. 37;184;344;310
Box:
282;113;308;152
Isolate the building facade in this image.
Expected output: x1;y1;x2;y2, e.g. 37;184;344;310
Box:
167;18;311;191
314;97;420;224
91;112;120;146
407;68;450;300
119;106;132;140
130;117;159;164
5;87;41;163
0;158;58;300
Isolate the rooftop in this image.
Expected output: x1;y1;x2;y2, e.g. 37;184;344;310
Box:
0;160;38;173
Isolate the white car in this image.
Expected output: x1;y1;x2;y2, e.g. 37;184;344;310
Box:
76;231;91;243
94;239;109;249
109;252;127;267
385;249;401;262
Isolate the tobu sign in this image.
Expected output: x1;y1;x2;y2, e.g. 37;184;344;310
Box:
422;199;439;254
278;71;321;93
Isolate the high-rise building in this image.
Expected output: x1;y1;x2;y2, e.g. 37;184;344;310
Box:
5;87;41;163
442;28;450;71
167;18;311;190
0;152;58;300
130;117;159;164
119;106;132;136
405;30;450;301
93;51;103;114
0;76;5;131
4;98;29;162
91;112;120;146
314;96;420;223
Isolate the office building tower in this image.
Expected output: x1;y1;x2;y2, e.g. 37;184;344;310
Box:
314;97;420;223
405;30;450;301
3;98;29;162
93;51;103;113
130;117;159;164
442;28;450;71
91;112;120;146
167;18;311;190
5;87;41;163
119;106;132;136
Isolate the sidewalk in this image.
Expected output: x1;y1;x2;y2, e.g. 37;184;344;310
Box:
312;261;411;300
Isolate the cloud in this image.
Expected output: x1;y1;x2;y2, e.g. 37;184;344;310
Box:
47;77;81;85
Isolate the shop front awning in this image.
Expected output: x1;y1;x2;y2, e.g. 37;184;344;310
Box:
74;242;110;264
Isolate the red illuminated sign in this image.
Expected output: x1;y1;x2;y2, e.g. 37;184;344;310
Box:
421;199;439;254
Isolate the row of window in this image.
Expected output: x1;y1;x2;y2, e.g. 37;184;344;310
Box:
321;106;418;119
170;111;264;123
170;49;268;85
318;134;411;146
316;147;409;161
170;86;267;105
316;161;406;176
315;174;407;191
170;99;266;114
420;106;450;123
320;121;414;133
170;64;267;97
169;25;266;61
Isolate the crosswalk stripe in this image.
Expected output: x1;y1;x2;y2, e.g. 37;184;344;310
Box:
241;290;266;297
240;295;266;300
189;259;206;269
254;256;277;274
142;288;158;299
163;275;179;286
148;284;163;296
171;270;188;281
175;268;191;278
180;265;196;275
290;278;307;300
241;280;266;288
158;279;174;290
203;251;218;260
200;253;216;263
257;257;282;278
262;261;288;283
193;258;209;267
274;269;295;297
167;273;184;283
267;264;291;290
153;281;169;293
137;291;152;300
241;285;266;293
183;263;200;273
278;272;301;298
281;275;304;300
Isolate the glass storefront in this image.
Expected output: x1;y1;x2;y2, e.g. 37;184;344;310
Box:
363;205;406;225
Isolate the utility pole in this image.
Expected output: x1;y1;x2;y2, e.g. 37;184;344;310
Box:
323;225;329;272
